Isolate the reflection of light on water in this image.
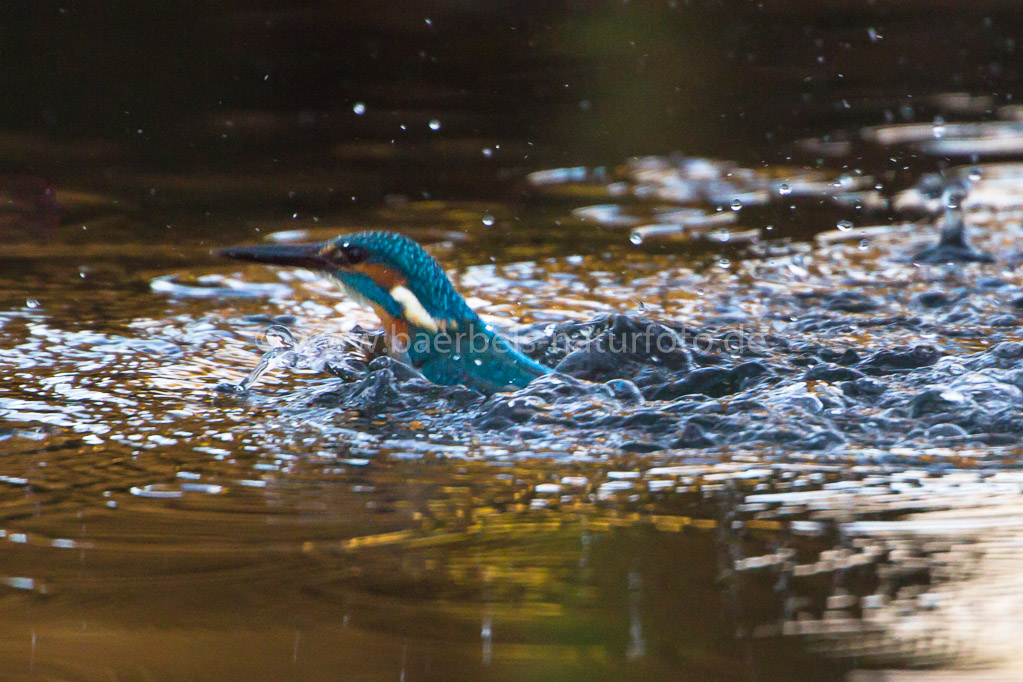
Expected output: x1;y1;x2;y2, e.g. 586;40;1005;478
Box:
626;566;646;660
481;614;493;665
839;504;1023;672
739;474;1023;675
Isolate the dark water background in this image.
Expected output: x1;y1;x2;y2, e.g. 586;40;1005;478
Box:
4;3;1023;681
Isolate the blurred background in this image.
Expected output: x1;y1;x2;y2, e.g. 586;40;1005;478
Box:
4;1;1020;222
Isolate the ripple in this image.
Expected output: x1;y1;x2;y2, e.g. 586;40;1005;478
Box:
151;273;294;299
864;120;1023;157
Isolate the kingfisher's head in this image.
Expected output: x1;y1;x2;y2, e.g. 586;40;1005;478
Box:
219;231;474;337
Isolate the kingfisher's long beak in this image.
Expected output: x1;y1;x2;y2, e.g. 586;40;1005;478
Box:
217;242;333;271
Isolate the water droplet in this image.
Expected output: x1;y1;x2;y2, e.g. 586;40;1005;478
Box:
730;199;743;211
932;116;946;139
714;230;731;242
25;298;39;309
352;102;366;115
637;301;646;313
778;183;791;196
837;220;853;231
482;147;493;157
482;214;495;226
428;119;441;131
858;239;869;250
867;27;882;42
718;258;731;269
629;232;644;245
832;174;852;189
968;167;983;182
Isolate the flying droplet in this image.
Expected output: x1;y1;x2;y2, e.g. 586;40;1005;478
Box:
837;220;853;231
968;167;982;182
352;102;366;115
932;116;946;139
867;27;882;42
778;184;791;196
730;199;742;211
25;298;40;309
482;147;493;157
629;232;644;245
428;119;441;131
482;214;495;226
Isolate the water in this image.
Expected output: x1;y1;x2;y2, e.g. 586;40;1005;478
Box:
5;3;1023;681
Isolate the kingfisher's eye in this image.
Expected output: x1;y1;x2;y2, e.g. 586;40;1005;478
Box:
341;244;367;265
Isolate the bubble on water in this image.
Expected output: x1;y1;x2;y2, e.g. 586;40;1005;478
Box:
730;199;743;211
932;116;946;139
629;232;644;245
352;102;366;115
718;258;731;269
482;214;495;226
428;119;441;131
837;220;853;231
778;183;791;196
482;147;493;157
968;167;983;182
858;239;870;250
25;298;39;309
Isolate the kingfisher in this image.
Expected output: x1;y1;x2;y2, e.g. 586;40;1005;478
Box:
219;231;551;394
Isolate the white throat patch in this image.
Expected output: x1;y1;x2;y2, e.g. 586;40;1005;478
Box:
389;285;439;333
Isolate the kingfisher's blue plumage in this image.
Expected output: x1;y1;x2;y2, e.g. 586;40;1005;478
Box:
219;231;551;394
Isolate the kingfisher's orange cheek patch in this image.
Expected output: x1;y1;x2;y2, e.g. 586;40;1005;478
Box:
350;263;405;291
